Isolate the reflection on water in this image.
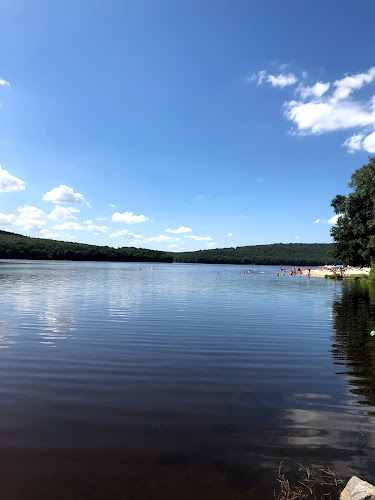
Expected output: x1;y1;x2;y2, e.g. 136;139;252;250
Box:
1;261;375;498
331;280;375;409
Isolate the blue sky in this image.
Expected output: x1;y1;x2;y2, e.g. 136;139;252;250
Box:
1;0;375;251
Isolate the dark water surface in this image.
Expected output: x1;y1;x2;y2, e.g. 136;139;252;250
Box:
1;260;375;498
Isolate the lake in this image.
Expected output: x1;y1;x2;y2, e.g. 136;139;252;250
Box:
1;260;375;498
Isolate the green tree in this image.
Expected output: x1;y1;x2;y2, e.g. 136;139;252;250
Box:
330;157;375;266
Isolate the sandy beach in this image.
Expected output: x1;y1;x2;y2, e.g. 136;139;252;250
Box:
307;266;370;277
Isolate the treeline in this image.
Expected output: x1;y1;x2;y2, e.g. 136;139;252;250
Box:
0;232;335;265
0;233;173;263
174;243;335;266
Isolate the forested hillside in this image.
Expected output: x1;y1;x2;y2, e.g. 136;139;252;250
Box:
0;234;173;262
174;243;335;265
0;233;334;265
0;230;23;237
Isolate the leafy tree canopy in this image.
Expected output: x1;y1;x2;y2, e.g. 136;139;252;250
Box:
330;157;375;266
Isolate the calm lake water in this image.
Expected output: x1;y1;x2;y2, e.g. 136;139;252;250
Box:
1;260;375;498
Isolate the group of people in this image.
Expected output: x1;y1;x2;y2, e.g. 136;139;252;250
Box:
277;267;311;278
242;267;311;278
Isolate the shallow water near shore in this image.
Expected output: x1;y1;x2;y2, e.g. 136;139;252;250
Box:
1;260;375;498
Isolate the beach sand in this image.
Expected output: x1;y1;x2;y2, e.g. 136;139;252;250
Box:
306;267;370;277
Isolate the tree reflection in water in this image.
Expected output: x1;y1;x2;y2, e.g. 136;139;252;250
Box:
331;280;375;411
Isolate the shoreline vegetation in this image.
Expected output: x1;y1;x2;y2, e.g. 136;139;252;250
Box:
0;230;335;266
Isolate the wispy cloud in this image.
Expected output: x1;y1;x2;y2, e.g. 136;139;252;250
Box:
251;70;298;88
0;78;10;87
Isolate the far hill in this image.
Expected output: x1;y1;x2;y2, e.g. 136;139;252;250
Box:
0;233;173;263
173;243;335;266
0;232;335;265
0;229;24;237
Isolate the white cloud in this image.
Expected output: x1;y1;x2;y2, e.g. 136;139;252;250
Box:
0;213;15;225
268;73;298;87
109;229;179;245
96;217;107;221
49;219;109;233
342;133;365;153
48;206;79;221
284;98;375;134
18;205;46;220
314;214;343;224
108;204;117;209
363;130;375;152
43;185;85;204
15;205;46;231
295;236;300;240
40;230;60;239
343;130;375;153
0;78;10;87
112;211;149;224
110;229;144;239
0;165;25;192
18;224;44;231
252;70;298;88
226;232;233;237
168;244;179;248
184;235;213;241
85;220;109;232
165;225;192;234
52;222;86;231
40;229;77;241
254;65;375;153
144;235;176;242
328;214;342;224
207;242;217;248
333;67;375;101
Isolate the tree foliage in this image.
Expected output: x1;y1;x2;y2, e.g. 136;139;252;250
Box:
330;157;375;266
